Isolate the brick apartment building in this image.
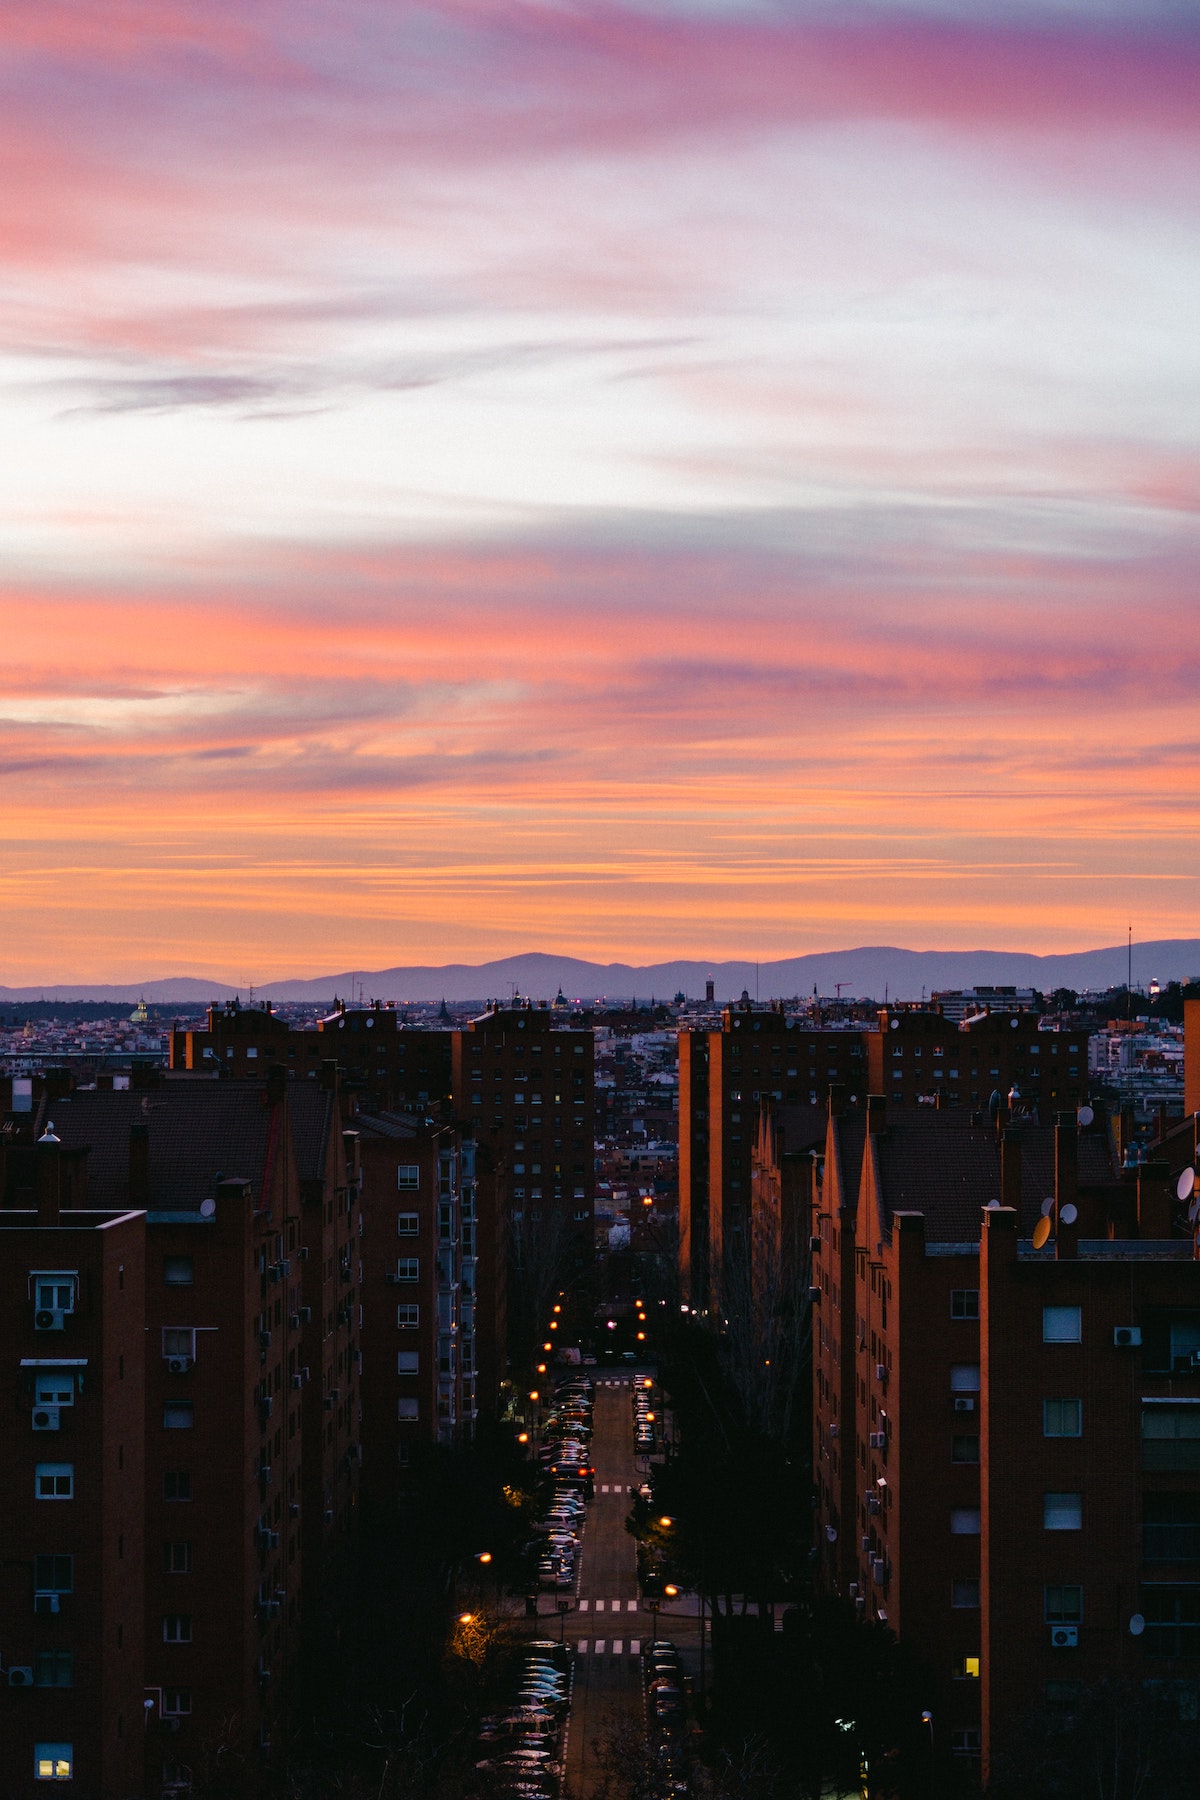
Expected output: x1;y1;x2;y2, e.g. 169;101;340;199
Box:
0;1075;359;1796
0;1136;146;1798
355;1113;504;1505
678;1006;869;1312
170;1001;454;1114
811;1095;1200;1778
866;1005;1092;1112
450;1005;596;1309
681;1004;1093;1315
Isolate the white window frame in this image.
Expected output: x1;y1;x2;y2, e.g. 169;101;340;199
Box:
397;1213;419;1237
397;1166;420;1191
397;1350;420;1374
32;1273;77;1314
396;1304;420;1327
396;1259;419;1282
35;1463;74;1500
34;1744;73;1782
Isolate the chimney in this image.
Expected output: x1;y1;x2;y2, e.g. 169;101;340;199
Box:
35;1127;62;1228
1000;1129;1022;1212
129;1122;150;1209
1136;1162;1172;1239
866;1094;886;1135
320;1059;340;1094
827;1083;846;1120
1054;1112;1077;1212
266;1063;288;1106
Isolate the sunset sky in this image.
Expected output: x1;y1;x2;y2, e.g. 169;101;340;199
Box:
2;1;1198;984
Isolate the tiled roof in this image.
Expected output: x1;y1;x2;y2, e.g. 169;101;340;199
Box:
873;1119;1120;1243
288;1083;335;1184
49;1084;273;1212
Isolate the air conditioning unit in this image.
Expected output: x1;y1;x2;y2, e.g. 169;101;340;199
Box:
867;1495;880;1514
34;1593;61;1616
259;1464;271;1484
167;1356;194;1375
954;1396;975;1413
289;1313;302;1330
828;1422;839;1438
861;1535;871;1552
848;1583;859;1597
299;1306;312;1323
809;1236;821;1254
289;1502;300;1519
32;1406;61;1432
291;1371;304;1390
809;1286;822;1304
34;1309;65;1332
871;1557;887;1583
869;1431;885;1450
1050;1626;1079;1649
1114;1326;1142;1348
8;1666;34;1687
257;1330;272;1349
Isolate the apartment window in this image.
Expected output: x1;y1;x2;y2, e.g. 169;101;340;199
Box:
163;1471;192;1501
953;1653;981;1680
951;1290;979;1320
34;1744;73;1782
163;1401;194;1430
163;1542;193;1575
1144;1493;1200;1562
1044;1585;1083;1624
396;1259;419;1282
32;1273;76;1314
952;1435;980;1464
1044;1306;1082;1344
162;1328;195;1360
163;1257;194;1286
1143;1405;1200;1471
34;1556;73;1594
397;1166;420;1190
397;1213;419;1236
951;1508;981;1535
396;1304;420;1328
1044;1492;1083;1531
1044;1397;1083;1437
398;1398;419;1422
950;1364;980;1393
34;1372;75;1407
397;1351;419;1374
951;1578;980;1608
163;1614;193;1644
950;1730;981;1760
35;1464;73;1499
161;1690;192;1717
34;1652;73;1688
1142;1586;1200;1659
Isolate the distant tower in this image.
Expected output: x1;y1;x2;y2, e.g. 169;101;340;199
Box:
705;978;715;1004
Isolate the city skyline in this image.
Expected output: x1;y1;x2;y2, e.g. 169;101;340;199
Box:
3;1;1198;983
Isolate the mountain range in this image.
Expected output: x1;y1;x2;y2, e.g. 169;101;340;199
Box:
3;941;1198;1006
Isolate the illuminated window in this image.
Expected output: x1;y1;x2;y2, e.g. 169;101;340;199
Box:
35;1744;73;1781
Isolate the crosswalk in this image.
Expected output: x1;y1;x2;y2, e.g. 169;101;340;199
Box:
576;1598;639;1612
575;1638;641;1657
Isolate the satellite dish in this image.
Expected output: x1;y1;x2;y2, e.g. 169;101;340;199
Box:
825;1525;838;1543
1177;1167;1196;1203
199;1197;216;1218
1060;1203;1078;1226
1129;1613;1145;1638
985;1199;1000;1210
1041;1197;1056;1218
1010;1016;1020;1029
1032;1216;1052;1250
1077;1105;1095;1127
890;1018;900;1030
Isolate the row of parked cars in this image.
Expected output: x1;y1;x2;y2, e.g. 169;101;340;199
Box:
476;1641;573;1798
643;1639;689;1797
531;1378;595;1591
632;1381;656;1455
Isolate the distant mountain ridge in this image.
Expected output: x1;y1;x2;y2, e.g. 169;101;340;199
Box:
3;940;1198;1006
